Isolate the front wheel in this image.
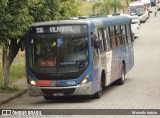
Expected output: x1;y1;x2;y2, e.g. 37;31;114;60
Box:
44;96;53;100
93;79;102;99
117;64;125;85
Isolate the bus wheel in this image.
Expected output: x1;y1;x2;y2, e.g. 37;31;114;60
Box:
44;96;53;100
93;79;102;99
117;64;125;85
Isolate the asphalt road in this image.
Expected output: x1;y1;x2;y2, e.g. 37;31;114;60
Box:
1;11;160;118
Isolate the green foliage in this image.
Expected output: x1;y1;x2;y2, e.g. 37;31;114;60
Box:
60;0;80;19
0;0;79;88
0;62;25;87
0;0;33;43
29;0;79;22
29;0;61;22
78;1;94;16
0;0;80;43
91;0;124;16
92;2;103;13
0;87;19;93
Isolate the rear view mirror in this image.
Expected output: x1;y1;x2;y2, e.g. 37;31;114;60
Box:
91;33;100;49
94;40;100;49
20;36;25;51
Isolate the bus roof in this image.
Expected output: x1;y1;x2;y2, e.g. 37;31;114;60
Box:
33;15;131;27
129;1;144;6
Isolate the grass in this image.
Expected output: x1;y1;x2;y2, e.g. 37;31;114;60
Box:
0;87;19;93
77;0;133;16
0;49;25;92
78;1;94;16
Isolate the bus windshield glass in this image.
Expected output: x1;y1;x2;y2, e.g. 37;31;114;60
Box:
28;34;89;73
130;5;145;16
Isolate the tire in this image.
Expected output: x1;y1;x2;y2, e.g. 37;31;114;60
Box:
93;79;102;99
134;36;138;39
117;64;125;85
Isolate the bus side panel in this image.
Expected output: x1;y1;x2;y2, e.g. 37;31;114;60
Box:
100;51;113;87
92;53;100;94
124;43;134;74
128;43;134;72
110;48;121;83
106;51;112;86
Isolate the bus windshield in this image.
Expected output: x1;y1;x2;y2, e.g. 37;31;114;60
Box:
28;34;89;73
130;5;145;16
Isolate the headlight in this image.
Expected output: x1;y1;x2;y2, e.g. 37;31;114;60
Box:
30;80;37;86
28;76;37;86
80;74;90;86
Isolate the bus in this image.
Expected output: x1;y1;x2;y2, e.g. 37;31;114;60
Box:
129;1;149;22
22;14;134;100
141;0;152;13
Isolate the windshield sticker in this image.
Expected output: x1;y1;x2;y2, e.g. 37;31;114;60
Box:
60;61;76;66
40;60;56;67
58;38;64;46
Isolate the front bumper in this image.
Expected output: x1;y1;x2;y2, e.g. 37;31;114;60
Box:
139;17;146;22
28;81;94;97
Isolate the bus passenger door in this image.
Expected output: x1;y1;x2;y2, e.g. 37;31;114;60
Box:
104;27;112;86
92;32;100;93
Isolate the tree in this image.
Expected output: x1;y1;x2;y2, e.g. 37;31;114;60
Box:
60;0;80;19
91;0;123;16
29;0;79;22
0;0;79;88
0;0;34;88
125;0;129;6
92;2;103;13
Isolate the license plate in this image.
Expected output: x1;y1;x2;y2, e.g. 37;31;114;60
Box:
53;93;64;96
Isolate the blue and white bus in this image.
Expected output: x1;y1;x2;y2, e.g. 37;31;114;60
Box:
23;14;134;100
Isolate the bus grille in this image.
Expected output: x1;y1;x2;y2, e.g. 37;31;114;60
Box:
41;88;75;95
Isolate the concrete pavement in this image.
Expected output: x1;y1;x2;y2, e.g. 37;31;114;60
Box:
0;77;28;105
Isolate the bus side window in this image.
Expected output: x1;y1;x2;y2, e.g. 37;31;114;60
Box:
102;28;107;51
125;24;129;43
119;25;123;45
110;26;117;48
98;28;105;53
121;25;127;44
126;24;131;43
116;25;121;47
106;27;111;50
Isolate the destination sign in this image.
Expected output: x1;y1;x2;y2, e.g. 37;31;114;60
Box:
35;25;87;34
50;26;73;33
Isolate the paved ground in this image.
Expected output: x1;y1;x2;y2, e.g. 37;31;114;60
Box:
0;77;27;105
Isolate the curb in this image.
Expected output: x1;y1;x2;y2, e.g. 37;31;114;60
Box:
0;89;28;106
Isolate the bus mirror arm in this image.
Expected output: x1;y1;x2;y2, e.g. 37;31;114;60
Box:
20;35;25;51
94;40;100;49
91;33;100;49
